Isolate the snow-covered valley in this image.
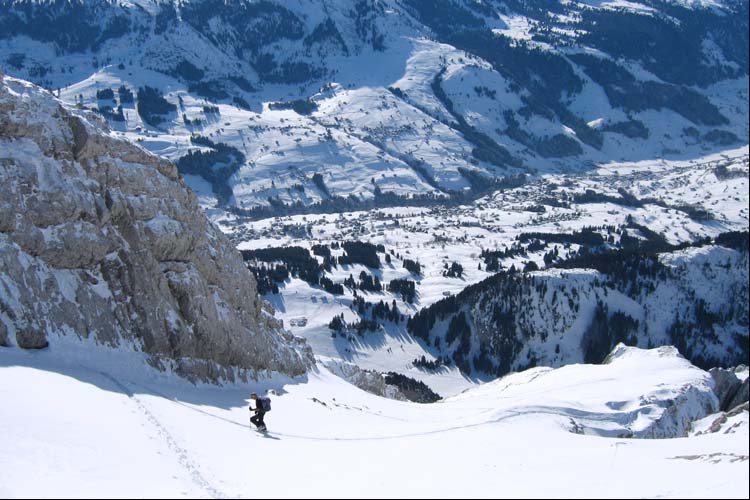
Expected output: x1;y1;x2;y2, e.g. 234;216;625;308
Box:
2;0;748;213
224;146;748;397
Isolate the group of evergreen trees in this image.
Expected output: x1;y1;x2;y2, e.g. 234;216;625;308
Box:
269;99;318;115
328;313;380;336
176;135;245;206
351;296;404;324
581;302;639;364
442;261;463;278
94;86;126;122
412;355;451;371
241;246;324;290
343;271;383;293
481;243;529;272
383;372;441;403
407;230;749;377
387;278;416;303
329;295;405;337
403;259;422;276
246;263;289;294
136;86;176;127
241;241;400;298
517;228;605;247
338;241;383;268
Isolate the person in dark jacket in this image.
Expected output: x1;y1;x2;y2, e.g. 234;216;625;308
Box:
249;392;268;431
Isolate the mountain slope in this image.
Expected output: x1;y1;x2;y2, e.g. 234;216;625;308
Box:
0;73;313;380
0;0;746;213
408;241;749;376
1;341;746;497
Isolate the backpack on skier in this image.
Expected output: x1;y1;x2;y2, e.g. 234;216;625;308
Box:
259;396;271;412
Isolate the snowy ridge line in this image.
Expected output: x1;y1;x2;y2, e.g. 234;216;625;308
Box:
116;375;640;441
124;376;529;441
93;370;227;499
127;365;698;438
127;373;477;425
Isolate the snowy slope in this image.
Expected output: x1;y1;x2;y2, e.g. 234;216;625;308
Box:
1;341;748;498
0;4;747;494
0;0;746;212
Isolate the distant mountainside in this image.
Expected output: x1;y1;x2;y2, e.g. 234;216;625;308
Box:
0;0;746;213
0;73;314;381
408;236;749;376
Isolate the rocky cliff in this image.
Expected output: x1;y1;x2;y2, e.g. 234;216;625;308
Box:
0;74;314;381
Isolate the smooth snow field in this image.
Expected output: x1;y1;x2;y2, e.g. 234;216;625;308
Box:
1;340;747;499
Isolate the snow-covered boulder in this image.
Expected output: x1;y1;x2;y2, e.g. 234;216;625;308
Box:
0;75;314;380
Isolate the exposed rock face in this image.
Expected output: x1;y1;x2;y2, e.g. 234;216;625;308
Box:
701;402;749;435
323;359;408;402
639;383;719;439
0;320;7;347
709;367;749;412
0;75;313;380
729;378;750;411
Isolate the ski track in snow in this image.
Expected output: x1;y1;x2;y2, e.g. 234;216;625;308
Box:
124;376;522;441
118;377;604;442
2;345;746;498
117;372;709;443
94;370;228;499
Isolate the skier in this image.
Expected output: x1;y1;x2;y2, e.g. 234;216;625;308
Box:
249;392;271;432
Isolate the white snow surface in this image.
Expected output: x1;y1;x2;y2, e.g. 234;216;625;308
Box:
1;341;748;498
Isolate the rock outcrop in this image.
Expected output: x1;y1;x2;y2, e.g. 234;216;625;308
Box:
709;366;750;412
730;378;750;411
690;402;749;437
323;359;408;401
0;75;313;380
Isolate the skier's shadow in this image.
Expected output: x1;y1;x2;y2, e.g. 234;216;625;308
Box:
258;432;281;441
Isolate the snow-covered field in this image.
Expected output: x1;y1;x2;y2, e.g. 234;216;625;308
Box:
1;339;747;498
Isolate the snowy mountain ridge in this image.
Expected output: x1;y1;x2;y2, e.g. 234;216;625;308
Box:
0;0;746;213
